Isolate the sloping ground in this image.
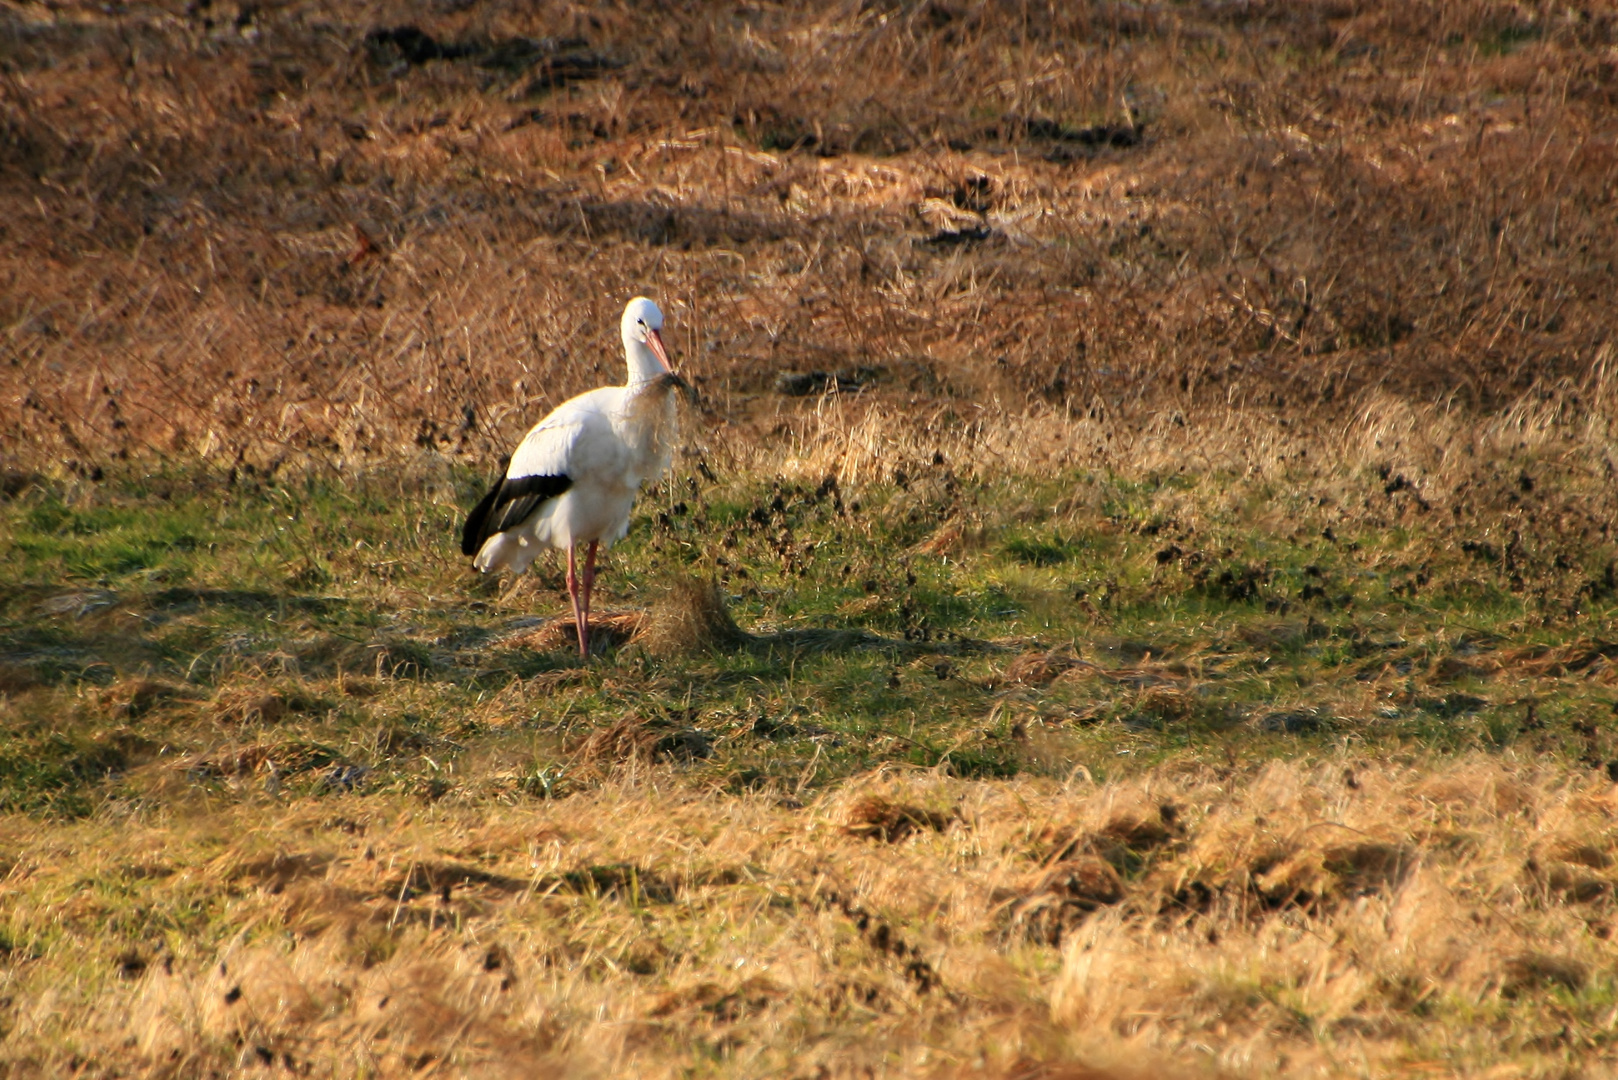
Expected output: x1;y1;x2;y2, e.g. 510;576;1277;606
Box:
2;1;1617;473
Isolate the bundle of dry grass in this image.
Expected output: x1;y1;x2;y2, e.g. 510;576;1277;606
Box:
502;610;646;656
496;578;746;657
636;577;751;658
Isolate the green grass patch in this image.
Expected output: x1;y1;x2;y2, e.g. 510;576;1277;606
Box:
1;459;1616;817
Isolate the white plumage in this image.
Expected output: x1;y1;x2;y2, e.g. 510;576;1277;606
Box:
462;297;687;656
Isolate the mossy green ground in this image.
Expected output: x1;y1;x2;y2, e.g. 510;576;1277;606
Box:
4;456;1616;820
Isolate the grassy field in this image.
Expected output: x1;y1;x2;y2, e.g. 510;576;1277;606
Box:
7;1;1618;1077
9;432;1618;1077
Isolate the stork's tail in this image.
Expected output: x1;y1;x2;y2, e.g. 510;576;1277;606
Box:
472;532;538;576
461;477;505;557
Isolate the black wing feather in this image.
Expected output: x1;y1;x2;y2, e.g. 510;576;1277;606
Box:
461;473;572;557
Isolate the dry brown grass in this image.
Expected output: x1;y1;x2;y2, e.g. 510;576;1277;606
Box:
500;608;647;655
503;575;954;663
3;1;1617;485
7;756;1618;1076
843;792;954;842
635;575;750;656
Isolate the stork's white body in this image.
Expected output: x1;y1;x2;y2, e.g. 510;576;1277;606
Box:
472;383;677;575
462;297;685;655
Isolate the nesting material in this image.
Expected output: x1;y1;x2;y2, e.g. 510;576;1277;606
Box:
504;611;647;655
636;578;752;657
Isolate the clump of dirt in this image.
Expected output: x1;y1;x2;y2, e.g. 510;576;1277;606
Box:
0;663;40;695
843;795;952;842
1005;855;1126;944
103;678;192;719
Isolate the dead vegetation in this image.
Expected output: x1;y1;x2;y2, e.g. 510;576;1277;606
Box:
635;577;750;656
5;757;1618;1077
1006;646;1086;686
842;793;954;842
505;575;975;659
3;0;1618;481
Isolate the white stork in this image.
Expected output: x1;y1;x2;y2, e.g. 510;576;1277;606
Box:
461;296;689;656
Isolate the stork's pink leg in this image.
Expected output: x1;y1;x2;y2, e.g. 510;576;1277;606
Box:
580;540;599;644
566;543;588;658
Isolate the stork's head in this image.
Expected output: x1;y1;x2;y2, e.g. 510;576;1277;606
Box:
621;296;673;385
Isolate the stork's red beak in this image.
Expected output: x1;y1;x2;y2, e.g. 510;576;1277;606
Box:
646;328;673;373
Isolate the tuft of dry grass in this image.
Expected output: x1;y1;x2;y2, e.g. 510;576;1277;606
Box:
1007;646;1085;687
501;609;646;655
636;576;751;657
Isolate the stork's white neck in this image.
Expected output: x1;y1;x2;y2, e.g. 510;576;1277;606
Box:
623;337;667;386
